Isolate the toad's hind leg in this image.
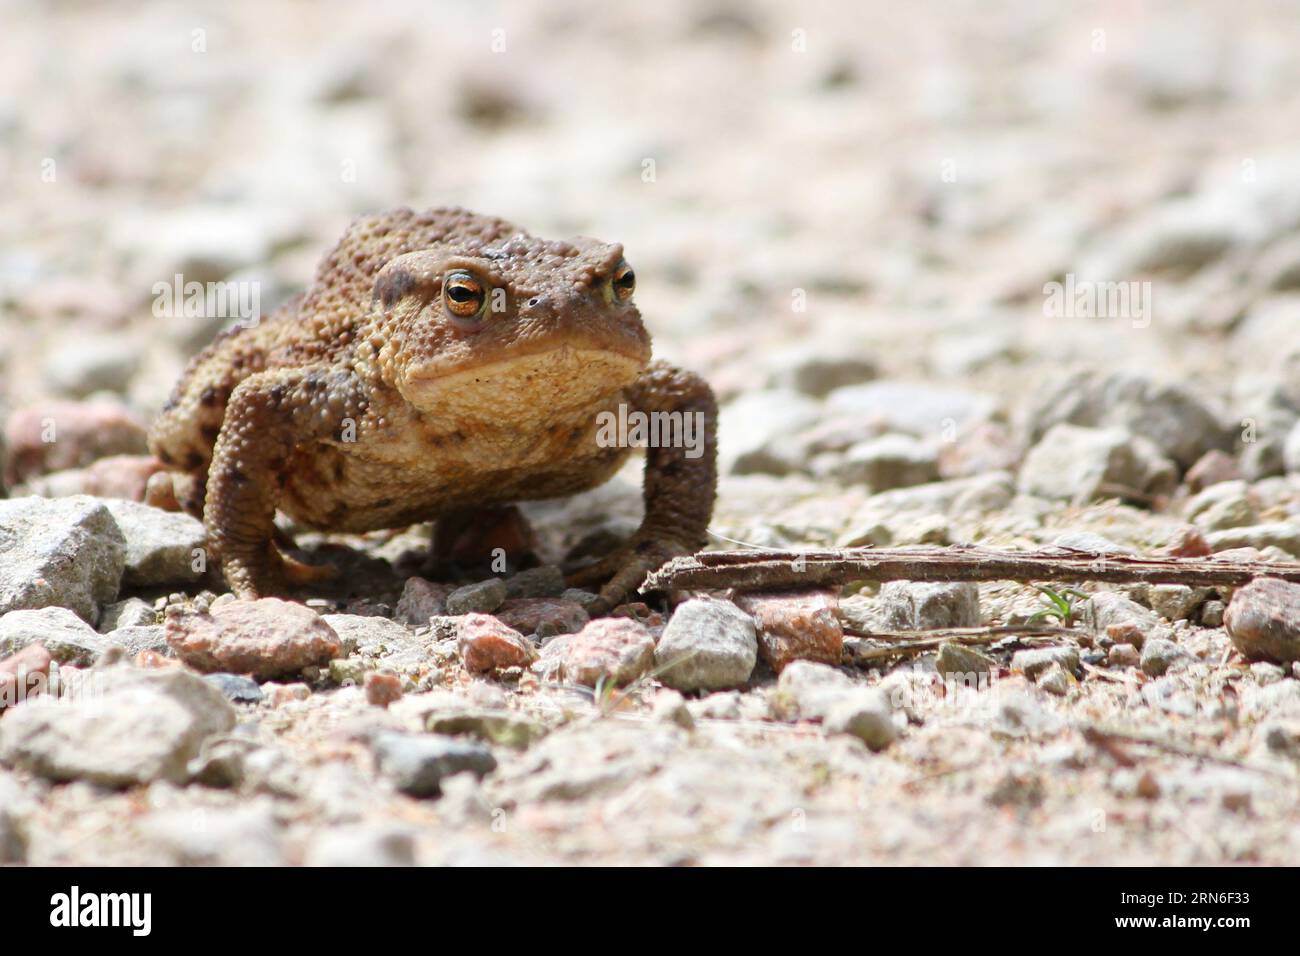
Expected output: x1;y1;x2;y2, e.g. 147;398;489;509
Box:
204;366;370;598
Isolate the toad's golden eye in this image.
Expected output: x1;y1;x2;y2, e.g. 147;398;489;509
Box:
443;271;486;319
611;261;636;301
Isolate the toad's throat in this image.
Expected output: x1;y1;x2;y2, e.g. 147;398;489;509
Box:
401;346;645;421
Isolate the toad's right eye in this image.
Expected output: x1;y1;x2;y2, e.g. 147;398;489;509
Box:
443;271;486;320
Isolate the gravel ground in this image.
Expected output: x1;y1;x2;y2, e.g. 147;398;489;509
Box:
3;0;1300;866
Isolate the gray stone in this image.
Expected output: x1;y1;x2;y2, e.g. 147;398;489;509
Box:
0;606;113;665
1028;371;1232;470
43;334;141;398
1037;662;1072;696
393;576;449;626
322;613;424;663
654;597;758;691
103;499;206;586
1206;522;1300;556
824;381;995;438
445;577;507;615
1011;646;1081;680
1017;424;1177;503
823;690;896;751
1141;637;1191;676
831;434;939;491
935;641;995;680
369;730;497;798
1148;584;1209;622
0;665;235;787
204;672;265;704
770;660;855;721
97;597;156;632
0;496;125;622
718;389;822;475
769;347;879;398
880;581;981;629
504;565;565;599
1089;591;1161;648
107;624;169;657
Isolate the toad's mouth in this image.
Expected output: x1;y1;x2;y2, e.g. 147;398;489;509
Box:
401;346;646;422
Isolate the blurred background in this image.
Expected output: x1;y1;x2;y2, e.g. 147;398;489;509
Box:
2;0;1299;507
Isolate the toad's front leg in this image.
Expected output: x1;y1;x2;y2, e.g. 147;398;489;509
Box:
568;361;717;614
204;367;370;598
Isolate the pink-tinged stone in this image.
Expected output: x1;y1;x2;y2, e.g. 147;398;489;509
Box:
364;670;403;708
1184;450;1242;493
456;613;535;675
267;682;312;705
1160;526;1211;558
164;598;342;681
0;644;52;710
562;618;657;688
735;589;843;673
3;400;148;486
81;455;164;501
494;598;588;637
1225;578;1300;664
393;577;452;626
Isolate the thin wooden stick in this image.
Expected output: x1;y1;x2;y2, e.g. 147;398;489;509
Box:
645;544;1300;592
842;624;1075;663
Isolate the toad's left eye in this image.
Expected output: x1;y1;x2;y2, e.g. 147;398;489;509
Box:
443;271;486;319
610;261;636;301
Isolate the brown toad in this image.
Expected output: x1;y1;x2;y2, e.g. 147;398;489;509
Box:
148;207;716;614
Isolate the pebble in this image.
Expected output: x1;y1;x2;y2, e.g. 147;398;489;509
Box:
1017;424;1177;504
770;660;855;721
560;617;656;687
822;690;897;750
1027;371;1232;470
654;597;758;692
651;689;695;730
164;598;342;680
104;499;207;587
0;495;126;623
1090;591;1161;649
1205;522;1300;556
364;670;403;707
0;607;113;665
0;665;234;787
0;644;52;710
1037;662;1073;696
1184;449;1242;492
935;641;995;680
1140;637;1192;676
445;577;508;615
824;381;995;437
369;730;497;798
2;400;147;486
1147;584;1209;622
1011;646;1081;680
831;434;939;491
503;565;565;599
455;613;535;675
426;709;548;749
879;581;981;629
393;576;451;626
203;672;265;704
735;589;843;673
1224;578;1300;664
1108;643;1140;667
493;597;589;638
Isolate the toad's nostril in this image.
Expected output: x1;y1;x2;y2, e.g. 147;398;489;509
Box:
527;296;541;307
